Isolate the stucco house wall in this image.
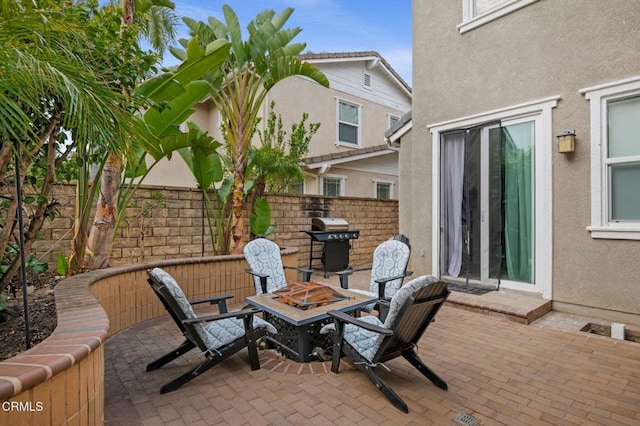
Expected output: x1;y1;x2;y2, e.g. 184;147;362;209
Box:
410;0;640;322
144;52;410;200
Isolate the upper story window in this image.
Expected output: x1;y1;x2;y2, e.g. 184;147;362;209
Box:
337;99;361;147
459;0;539;33
581;76;640;240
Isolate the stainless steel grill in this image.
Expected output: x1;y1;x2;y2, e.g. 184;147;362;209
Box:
303;217;359;277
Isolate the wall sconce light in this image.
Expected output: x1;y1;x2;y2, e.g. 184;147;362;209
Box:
557;129;576;153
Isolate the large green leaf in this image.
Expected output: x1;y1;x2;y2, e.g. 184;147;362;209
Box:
263;56;329;90
178;145;223;189
136;37;229;103
223;4;246;64
249;197;272;236
143;80;213;135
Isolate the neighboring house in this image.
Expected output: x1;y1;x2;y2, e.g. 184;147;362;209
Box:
387;0;640;323
145;51;412;200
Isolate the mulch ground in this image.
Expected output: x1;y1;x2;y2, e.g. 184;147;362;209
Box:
0;271;60;361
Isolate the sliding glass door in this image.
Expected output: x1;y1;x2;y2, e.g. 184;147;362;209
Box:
441;118;535;286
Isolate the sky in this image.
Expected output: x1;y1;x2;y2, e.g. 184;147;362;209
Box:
166;0;413;85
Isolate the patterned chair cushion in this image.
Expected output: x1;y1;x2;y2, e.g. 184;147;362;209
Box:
243;238;287;294
382;275;439;329
370;240;411;299
149;268;277;351
321;275;438;362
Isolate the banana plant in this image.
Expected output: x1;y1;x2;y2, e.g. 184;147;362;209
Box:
171;5;329;254
114;37;231;234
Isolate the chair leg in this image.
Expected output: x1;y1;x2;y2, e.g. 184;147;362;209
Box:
160;356;219;394
243;316;261;371
363;365;409;413
330;322;345;373
342;345;408;413
402;349;448;391
146;339;195;371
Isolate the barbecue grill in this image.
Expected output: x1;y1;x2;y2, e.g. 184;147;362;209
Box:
303;217;359;277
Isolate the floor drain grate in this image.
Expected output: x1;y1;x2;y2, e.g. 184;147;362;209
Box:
453;412;480;425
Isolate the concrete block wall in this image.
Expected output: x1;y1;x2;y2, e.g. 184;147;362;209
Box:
32;184;399;272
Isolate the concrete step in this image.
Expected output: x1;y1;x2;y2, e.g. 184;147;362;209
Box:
314;270;551;325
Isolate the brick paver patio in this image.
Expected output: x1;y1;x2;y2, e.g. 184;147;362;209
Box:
104;283;640;426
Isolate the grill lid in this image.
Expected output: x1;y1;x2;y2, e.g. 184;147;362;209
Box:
311;217;349;231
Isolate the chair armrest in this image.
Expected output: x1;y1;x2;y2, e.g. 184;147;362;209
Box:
336;266;372;289
283;266;313;282
374;272;410;285
327;310;393;336
245;268;269;294
376;300;391;322
374;272;412;299
182;307;262;324
190;294;234;314
245;268;269;279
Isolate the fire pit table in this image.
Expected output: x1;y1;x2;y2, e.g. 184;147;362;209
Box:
246;282;376;362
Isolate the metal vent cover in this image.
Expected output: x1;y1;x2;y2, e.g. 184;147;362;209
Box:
453;412;479;426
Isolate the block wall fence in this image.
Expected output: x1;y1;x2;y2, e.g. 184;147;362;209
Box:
32;183;399;271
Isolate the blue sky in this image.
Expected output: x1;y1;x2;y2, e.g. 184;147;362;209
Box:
167;1;413;85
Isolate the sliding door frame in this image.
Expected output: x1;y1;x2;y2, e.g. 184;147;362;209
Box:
429;96;559;298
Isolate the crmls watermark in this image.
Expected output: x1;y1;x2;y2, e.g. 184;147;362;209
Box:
2;401;45;412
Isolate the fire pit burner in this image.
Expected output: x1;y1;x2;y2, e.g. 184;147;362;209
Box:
273;282;349;310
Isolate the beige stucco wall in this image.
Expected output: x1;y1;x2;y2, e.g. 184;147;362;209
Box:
411;0;640;320
265;76;406;158
144;71;407;198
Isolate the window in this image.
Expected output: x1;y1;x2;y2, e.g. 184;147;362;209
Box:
291;179;304;195
459;0;539;33
388;114;400;129
322;176;345;196
374;181;393;199
581;76;640;239
337;99;361;146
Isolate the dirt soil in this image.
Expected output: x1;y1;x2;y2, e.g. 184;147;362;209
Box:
0;271;60;361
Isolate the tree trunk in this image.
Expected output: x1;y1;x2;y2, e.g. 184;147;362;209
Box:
85;152;121;269
82;0;134;270
0;137;59;292
229;168;245;254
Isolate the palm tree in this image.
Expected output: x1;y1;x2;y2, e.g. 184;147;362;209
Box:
174;5;329;253
0;0;148;288
86;0;178;270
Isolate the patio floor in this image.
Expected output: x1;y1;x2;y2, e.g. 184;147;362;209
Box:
104;273;640;425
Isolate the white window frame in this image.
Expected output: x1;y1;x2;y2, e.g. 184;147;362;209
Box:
429;96;558;299
373;180;394;199
458;0;539;34
321;174;346;197
336;99;362;147
580;75;640;240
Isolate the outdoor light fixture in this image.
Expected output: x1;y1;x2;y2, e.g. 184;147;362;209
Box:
557;129;576;153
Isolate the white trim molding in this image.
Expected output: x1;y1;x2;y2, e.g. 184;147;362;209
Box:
459;0;539;34
581;75;640;240
428;96;558;299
